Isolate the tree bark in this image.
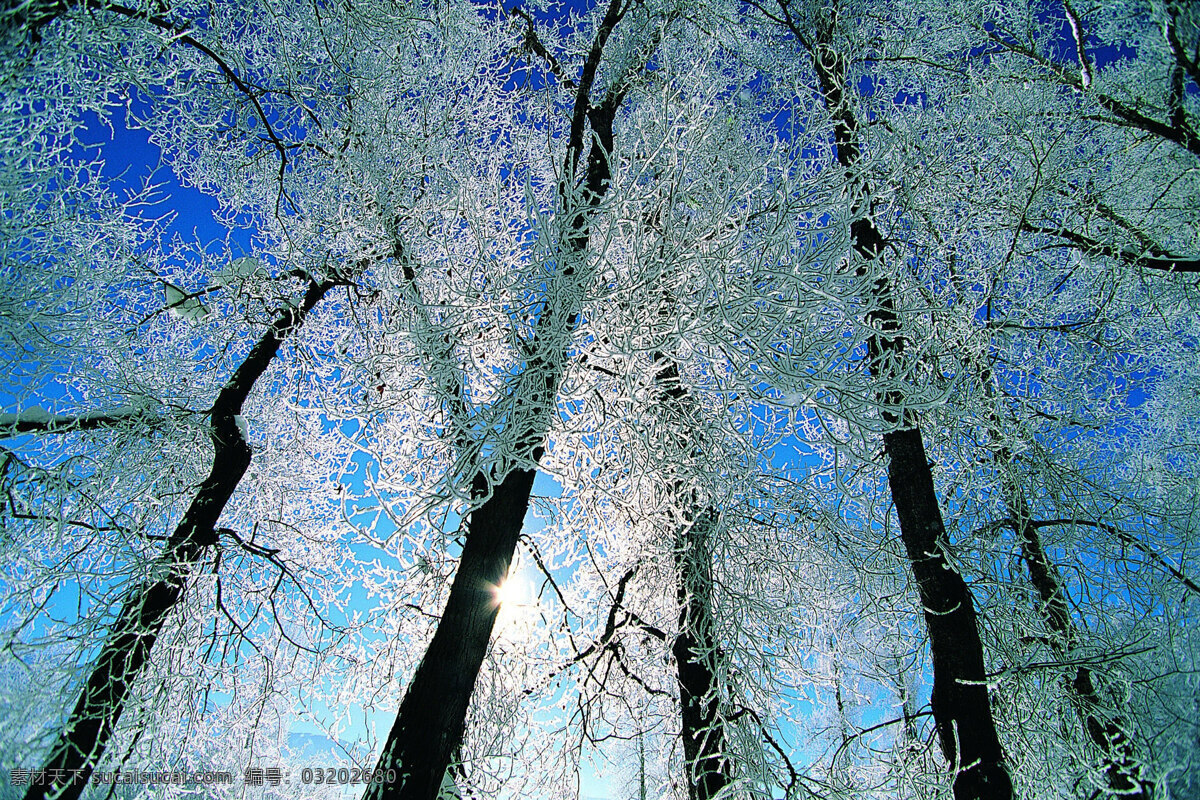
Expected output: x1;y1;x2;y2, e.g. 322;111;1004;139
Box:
884;427;1010;800
651;353;734;799
1002;473;1152;799
768;4;1013;796
364;5;634;797
24;275;336;800
673;510;733;800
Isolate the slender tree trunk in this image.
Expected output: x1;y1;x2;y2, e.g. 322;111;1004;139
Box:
1001;468;1151;799
25;276;336;800
651;353;733;799
365;6;634;797
673;510;733;800
768;5;1013;796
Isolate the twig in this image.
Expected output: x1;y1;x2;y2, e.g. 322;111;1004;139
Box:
509;6;577;88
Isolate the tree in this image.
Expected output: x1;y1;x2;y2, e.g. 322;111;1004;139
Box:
874;1;1199;793
2;0;499;793
1;15;376;793
21;272;342;800
740;2;1014;796
354;3;810;795
2;1;1198;798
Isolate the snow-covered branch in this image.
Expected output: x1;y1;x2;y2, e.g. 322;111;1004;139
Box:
0;406;161;438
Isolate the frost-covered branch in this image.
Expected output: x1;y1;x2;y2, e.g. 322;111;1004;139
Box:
984;29;1200;156
1019;223;1200;273
1061;0;1092;89
15;0;293;179
1165;10;1200;88
509;5;577;89
0;406;161;438
1020;518;1200;597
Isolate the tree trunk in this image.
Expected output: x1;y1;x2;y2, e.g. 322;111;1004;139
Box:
884;427;1010;799
1003;473;1151;799
364;6;633;797
25;276;336;800
365;466;537;800
773;6;1013;796
650;351;734;799
673;510;733;800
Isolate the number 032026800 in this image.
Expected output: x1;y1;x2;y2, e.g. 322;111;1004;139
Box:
299;766;397;785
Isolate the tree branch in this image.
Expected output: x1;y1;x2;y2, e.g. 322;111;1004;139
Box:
1020;222;1200;273
727;704;803;794
1061;0;1092;89
565;0;626;178
986;31;1200;157
1165;11;1200;89
1025;518;1200;597
88;2;293;182
0;406;160;438
519;534;578;619
986;645;1154;679
828;710;935;774
509;6;576;89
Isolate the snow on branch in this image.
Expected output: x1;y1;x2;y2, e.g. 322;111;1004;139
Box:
0;406;160;438
1061;0;1092;89
1020;223;1200;273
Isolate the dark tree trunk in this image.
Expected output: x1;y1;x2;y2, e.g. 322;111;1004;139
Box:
651;353;734;799
25;276;336;800
364;5;634;798
884;427;1010;800
1004;478;1151;799
365;466;537;800
767;4;1013;796
672;510;733;800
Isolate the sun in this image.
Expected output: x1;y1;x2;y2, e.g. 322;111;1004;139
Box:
492;576;524;608
490;567;541;640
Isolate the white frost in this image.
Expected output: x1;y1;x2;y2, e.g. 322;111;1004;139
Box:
0;406;148;432
229;256;260;276
164;283;211;323
778;391;808;408
219;256;265;286
0;406;53;425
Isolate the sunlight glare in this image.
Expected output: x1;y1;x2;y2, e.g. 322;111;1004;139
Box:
492;576;522;608
491;568;541;642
